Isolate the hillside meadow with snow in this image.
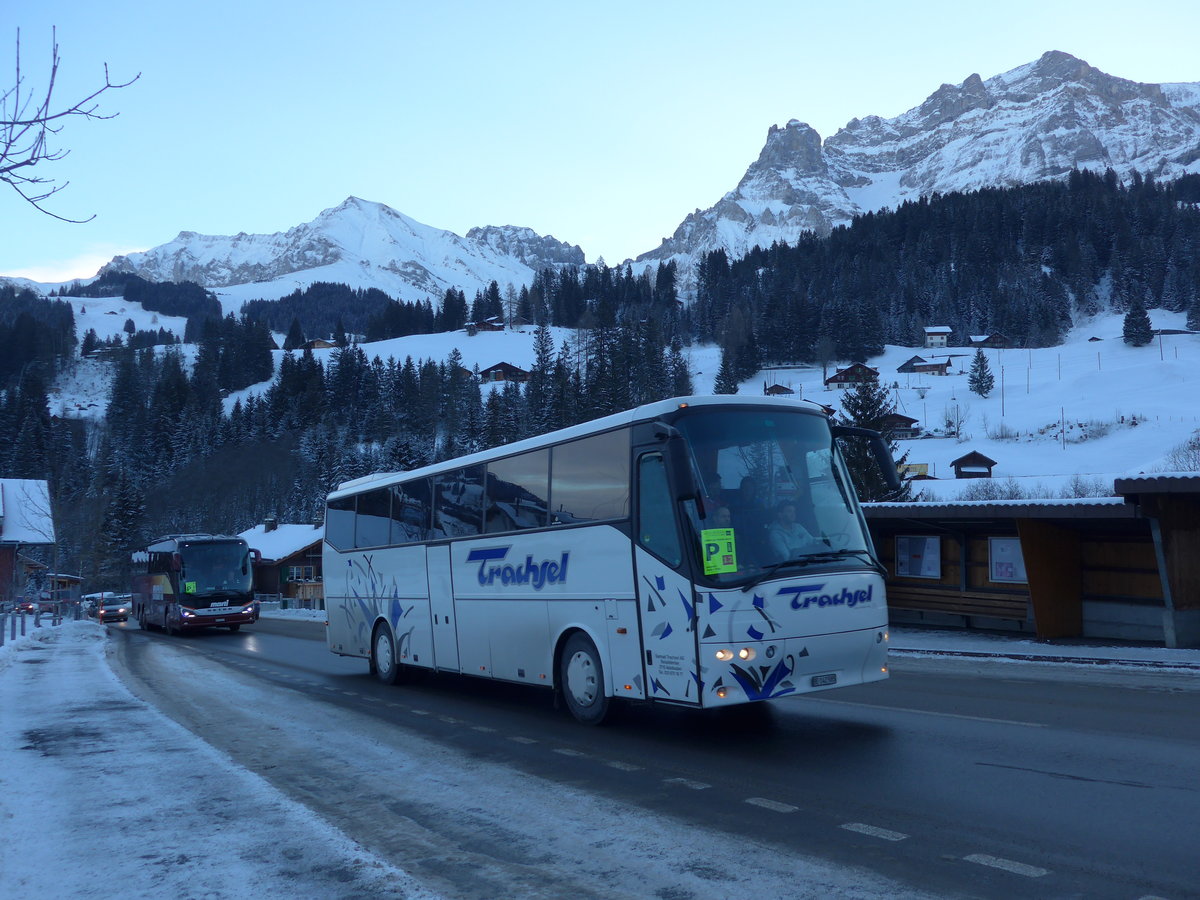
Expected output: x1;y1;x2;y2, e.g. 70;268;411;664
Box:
45;290;1200;499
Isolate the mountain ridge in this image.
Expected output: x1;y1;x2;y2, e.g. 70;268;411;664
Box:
636;50;1200;270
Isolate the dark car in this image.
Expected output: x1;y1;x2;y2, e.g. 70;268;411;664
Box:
98;594;131;623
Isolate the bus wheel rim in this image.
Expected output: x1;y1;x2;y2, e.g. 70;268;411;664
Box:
375;631;393;673
566;651;597;706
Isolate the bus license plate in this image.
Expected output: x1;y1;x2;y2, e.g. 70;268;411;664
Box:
215;618;225;622
811;673;837;687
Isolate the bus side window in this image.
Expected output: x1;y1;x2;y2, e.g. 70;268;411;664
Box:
434;466;485;538
326;496;356;551
485;449;549;533
356;489;392;548
637;453;682;566
550;429;630;524
390;479;431;544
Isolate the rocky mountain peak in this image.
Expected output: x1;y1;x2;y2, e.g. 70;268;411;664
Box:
636;51;1200;275
745;120;827;178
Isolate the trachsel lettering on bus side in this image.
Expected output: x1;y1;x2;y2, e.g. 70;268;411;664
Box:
466;546;570;591
777;583;874;610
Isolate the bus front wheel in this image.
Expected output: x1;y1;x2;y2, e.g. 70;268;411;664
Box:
560;633;609;725
372;623;403;685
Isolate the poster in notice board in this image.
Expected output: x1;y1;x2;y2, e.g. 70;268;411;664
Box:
895;535;940;579
989;536;1027;583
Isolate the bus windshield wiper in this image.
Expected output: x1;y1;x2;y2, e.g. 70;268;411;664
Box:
741;548;883;593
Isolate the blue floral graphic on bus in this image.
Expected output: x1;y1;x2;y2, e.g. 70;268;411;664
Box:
725;654;797;701
342;555;416;650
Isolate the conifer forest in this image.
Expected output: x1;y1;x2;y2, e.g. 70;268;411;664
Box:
3;169;1200;587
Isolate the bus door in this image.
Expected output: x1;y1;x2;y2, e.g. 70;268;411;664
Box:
633;451;702;707
426;545;460;671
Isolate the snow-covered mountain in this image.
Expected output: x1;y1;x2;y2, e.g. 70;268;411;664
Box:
637;51;1200;268
97;197;585;307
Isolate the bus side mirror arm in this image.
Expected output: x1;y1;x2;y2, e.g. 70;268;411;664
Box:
831;425;902;492
652;421;700;502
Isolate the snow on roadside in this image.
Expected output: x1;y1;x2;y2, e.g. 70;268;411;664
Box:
0;620;440;899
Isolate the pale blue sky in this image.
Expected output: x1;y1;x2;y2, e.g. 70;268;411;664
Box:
4;0;1200;281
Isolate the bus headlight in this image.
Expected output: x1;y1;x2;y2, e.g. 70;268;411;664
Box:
738;647;756;661
715;649;733;661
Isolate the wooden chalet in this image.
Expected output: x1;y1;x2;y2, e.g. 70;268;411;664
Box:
969;333;1009;349
950;450;997;479
763;382;795;396
879;412;920;438
466;317;506;335
897;355;928;373
479;361;531;384
912;359;952;376
240;520;324;607
824;363;879;390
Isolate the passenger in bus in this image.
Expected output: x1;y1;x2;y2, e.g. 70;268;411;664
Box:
729;476;768;533
767;500;820;561
705;504;732;529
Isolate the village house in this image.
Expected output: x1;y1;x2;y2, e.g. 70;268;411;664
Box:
478;361;531;384
0;479;55;609
912;359;953;376
823;363;879;390
239;519;324;607
969;333;1009;349
763;382;795;396
879;412;921;438
896;355;929;373
923;325;953;348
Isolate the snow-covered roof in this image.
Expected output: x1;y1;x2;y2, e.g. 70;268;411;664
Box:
238;523;323;562
0;479;55;545
864;497;1136;519
924;325;952;334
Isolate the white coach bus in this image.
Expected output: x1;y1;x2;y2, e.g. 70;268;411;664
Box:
324;395;899;724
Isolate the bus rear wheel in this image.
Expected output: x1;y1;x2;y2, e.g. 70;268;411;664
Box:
372;623;403;685
560;633;609;725
227;624;241;632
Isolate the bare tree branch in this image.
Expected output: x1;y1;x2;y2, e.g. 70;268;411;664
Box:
1;27;140;222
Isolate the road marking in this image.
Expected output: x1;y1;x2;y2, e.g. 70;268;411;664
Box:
470;725;497;733
509;736;537;744
663;777;711;790
410;709;430;716
964;854;1049;878
804;697;1047;728
746;797;797;813
604;760;643;771
437;715;461;724
841;822;908;841
553;748;586;757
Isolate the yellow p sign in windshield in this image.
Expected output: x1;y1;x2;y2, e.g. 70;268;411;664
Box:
701;528;738;575
184;581;197;593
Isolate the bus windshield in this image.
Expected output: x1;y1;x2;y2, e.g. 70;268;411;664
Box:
178;541;252;596
675;408;875;583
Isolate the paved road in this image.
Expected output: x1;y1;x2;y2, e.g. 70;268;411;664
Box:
110;618;1200;899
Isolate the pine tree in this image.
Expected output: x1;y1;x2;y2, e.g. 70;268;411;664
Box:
283;317;305;351
713;349;739;394
838;375;912;502
1122;300;1153;346
968;349;995;397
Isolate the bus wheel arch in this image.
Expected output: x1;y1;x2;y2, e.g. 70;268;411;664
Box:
371;619;404;685
557;629;610;725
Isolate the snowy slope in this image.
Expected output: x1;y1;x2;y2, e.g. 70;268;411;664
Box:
46;299;1200;497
